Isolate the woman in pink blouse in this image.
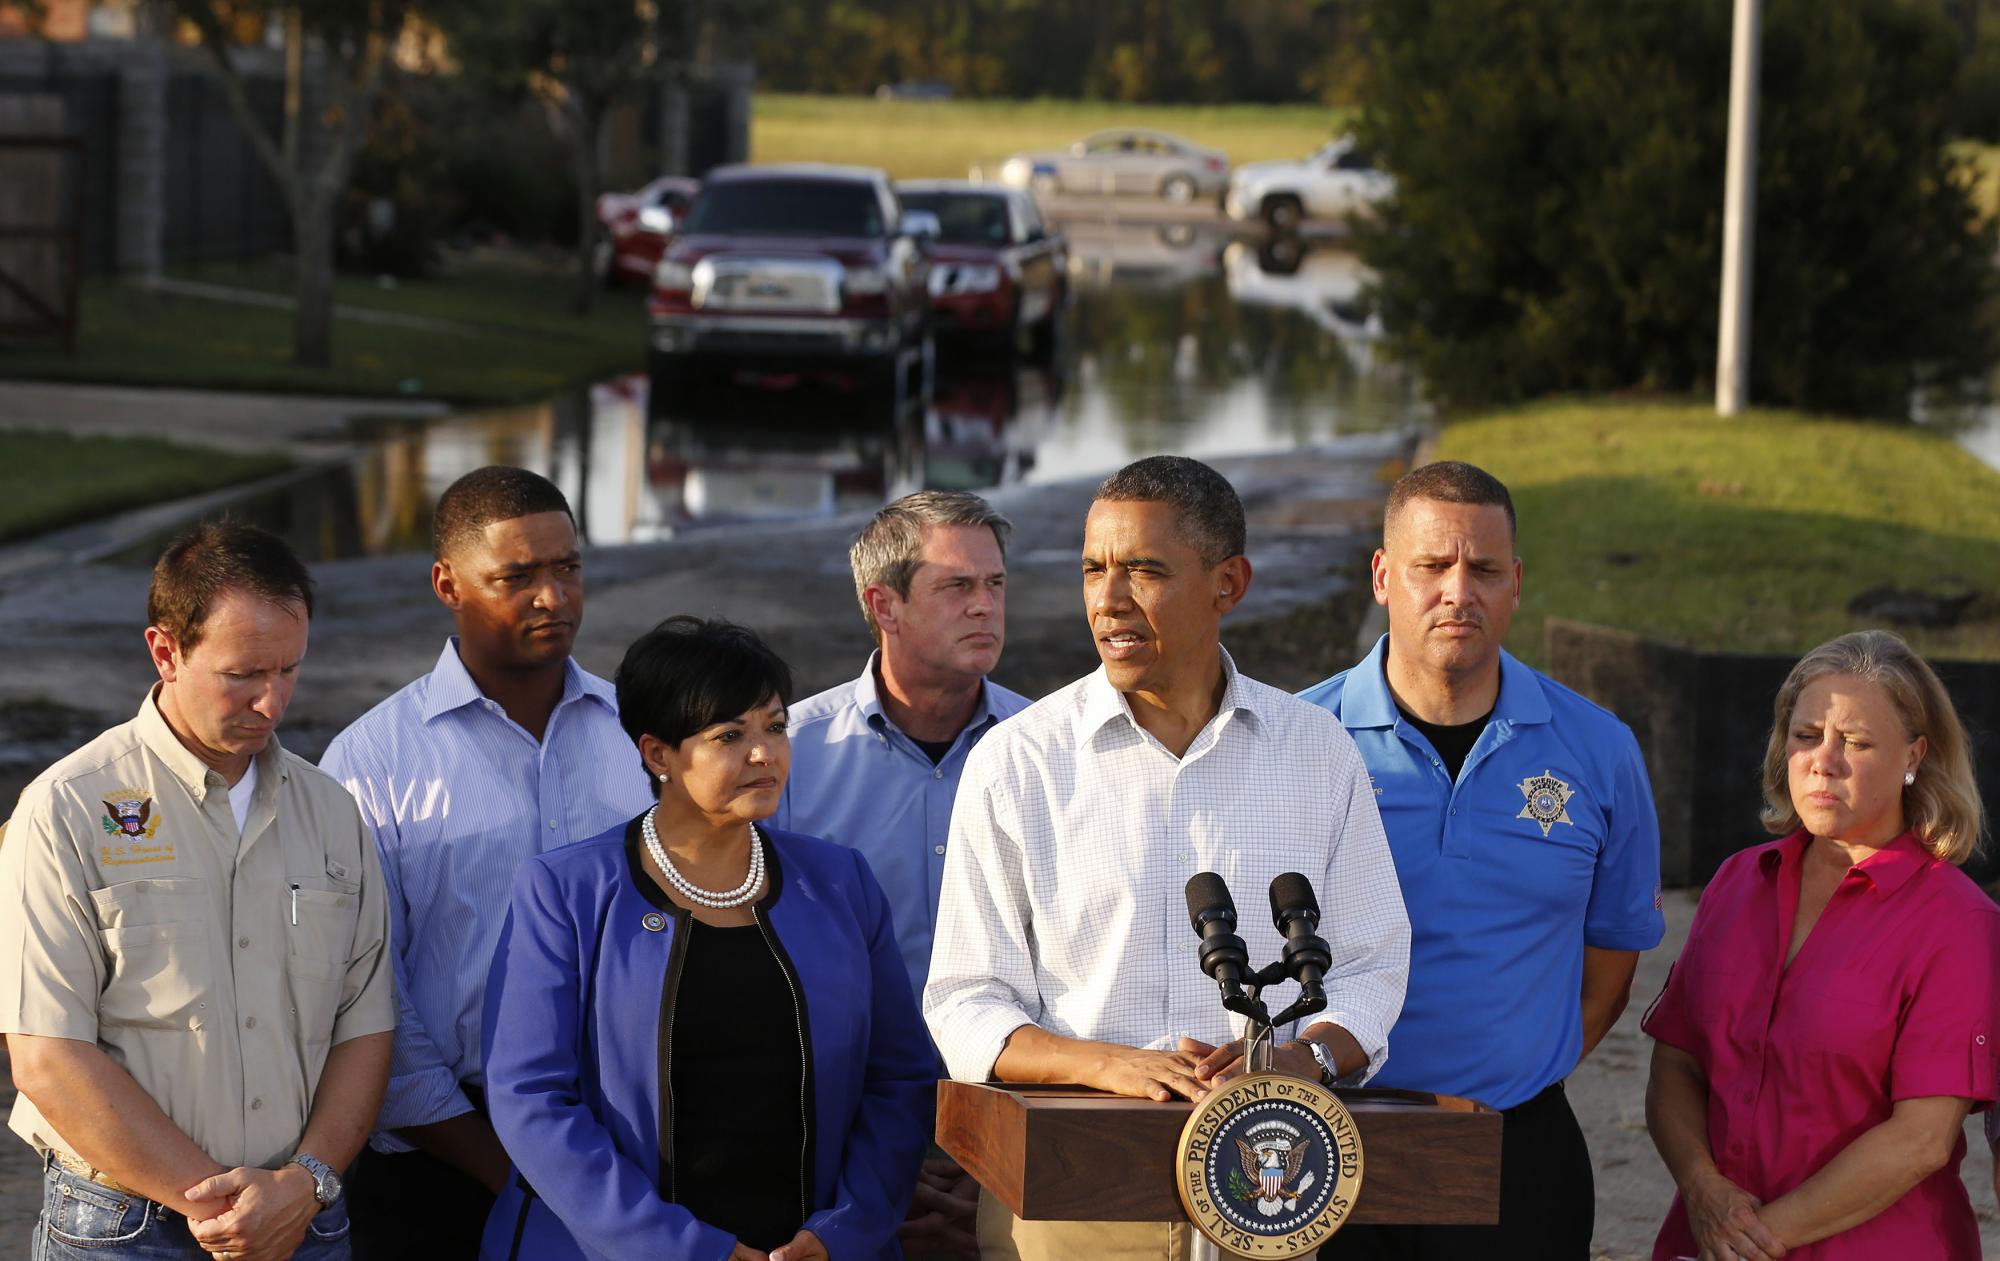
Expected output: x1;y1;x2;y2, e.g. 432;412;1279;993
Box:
1643;630;1997;1261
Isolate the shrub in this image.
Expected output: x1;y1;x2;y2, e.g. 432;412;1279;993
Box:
1356;0;1996;419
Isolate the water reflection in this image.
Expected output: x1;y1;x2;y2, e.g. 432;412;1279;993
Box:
1060;218;1229;290
197;226;1426;561
1223;240;1381;345
1911;382;2000;478
644;376;927;532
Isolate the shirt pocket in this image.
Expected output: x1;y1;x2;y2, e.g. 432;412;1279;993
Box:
90;876;207;929
91;878;211;1031
287;885;360;983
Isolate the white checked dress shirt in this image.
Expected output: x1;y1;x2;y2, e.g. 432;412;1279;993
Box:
923;649;1410;1084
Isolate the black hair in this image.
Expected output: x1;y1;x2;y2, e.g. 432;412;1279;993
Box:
1384;460;1517;542
433;466;575;560
1093;455;1246;567
615;616;795;772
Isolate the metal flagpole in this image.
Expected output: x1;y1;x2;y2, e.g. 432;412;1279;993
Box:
1716;0;1764;415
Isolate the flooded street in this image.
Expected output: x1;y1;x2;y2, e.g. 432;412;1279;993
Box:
101;214;2000;566
222;220;1425;559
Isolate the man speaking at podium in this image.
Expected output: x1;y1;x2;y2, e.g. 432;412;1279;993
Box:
923;456;1411;1261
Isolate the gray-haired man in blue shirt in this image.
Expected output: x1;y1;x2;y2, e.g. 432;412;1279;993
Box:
772;489;1031;1258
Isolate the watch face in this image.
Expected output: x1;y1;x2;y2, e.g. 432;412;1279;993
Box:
319;1169;343;1204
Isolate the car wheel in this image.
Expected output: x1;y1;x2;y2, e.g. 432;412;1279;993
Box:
1161;174;1197;204
1263;194;1304;234
648;350;696;414
1258;235;1305;276
1028;308;1060;362
866;352;908;409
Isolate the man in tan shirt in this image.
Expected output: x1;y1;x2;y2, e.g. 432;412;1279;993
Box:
0;520;393;1261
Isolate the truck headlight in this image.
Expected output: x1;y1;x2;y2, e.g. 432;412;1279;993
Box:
930;264;1002;295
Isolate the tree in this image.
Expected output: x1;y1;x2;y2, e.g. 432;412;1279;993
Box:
444;0;656;314
168;0;415;368
1354;0;1996;418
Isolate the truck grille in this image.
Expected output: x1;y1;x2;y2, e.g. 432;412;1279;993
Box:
692;256;845;314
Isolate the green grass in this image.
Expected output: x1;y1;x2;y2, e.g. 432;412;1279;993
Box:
0;430;290;544
751;92;1352;179
1434;399;2000;665
0;254;648;406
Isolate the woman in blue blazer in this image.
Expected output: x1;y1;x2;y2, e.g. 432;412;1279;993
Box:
479;616;934;1261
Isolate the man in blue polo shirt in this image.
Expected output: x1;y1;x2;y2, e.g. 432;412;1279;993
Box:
773;489;1031;1259
1302;460;1663;1261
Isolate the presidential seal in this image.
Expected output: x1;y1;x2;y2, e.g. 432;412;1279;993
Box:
1176;1072;1363;1258
1515;769;1575;837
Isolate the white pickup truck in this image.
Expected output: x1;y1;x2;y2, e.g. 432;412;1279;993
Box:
1223;136;1394;232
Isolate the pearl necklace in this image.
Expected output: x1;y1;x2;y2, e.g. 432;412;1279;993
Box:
641;807;764;908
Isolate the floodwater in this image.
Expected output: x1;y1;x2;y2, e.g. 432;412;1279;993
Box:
200;207;2000;564
228;220;1428;559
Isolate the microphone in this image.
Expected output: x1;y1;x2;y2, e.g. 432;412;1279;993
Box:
1269;872;1331;1003
1184;872;1250;997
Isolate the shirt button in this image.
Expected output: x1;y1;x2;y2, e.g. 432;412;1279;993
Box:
933;769;944;780
244;1016;257;1029
238;937;251;949
933;845;946;856
1741;1089;1754;1104
1980;1036;1989;1046
548;819;557;829
250;1098;263;1111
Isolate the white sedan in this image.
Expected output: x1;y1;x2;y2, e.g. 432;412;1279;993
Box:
998;129;1229;203
1223;135;1393;231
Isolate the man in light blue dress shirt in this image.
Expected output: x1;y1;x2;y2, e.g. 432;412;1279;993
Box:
771;490;1030;1258
319;467;653;1258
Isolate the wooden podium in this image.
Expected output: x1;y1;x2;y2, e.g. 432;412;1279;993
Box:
937;1080;1501;1227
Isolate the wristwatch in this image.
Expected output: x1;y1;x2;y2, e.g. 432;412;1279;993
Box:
1302;1038;1338;1087
289;1152;343;1206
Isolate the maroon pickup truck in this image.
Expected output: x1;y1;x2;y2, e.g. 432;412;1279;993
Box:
895;180;1067;358
647;164;935;399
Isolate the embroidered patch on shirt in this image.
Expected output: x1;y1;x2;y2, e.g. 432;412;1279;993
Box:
99;840;177;866
100;788;161;840
1515;771;1576;837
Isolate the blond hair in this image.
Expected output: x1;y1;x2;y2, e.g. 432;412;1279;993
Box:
1759;630;1983;863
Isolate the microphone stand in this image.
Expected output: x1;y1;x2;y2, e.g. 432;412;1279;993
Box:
1218;964;1326;1074
1193;975;1329;1260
